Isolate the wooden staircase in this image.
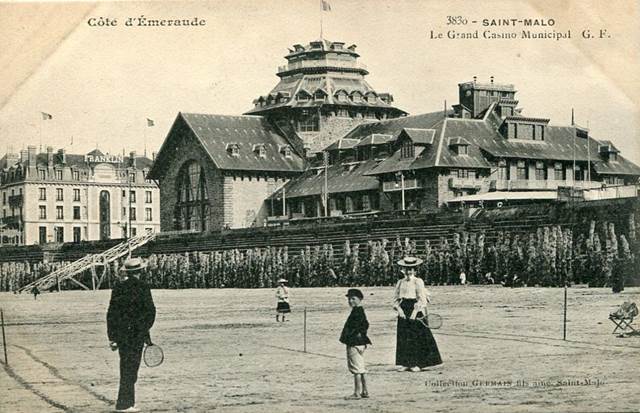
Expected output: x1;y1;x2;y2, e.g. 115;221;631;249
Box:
18;230;157;293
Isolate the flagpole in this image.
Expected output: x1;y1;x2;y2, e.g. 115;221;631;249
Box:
324;151;328;217
144;120;147;158
320;0;323;39
39;117;42;153
587;120;591;182
571;109;576;188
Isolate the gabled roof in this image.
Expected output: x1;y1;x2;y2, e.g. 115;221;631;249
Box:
598;140;620;153
343;110;449;141
324;138;359;152
148;113;305;179
354;133;394;147
271;159;381;199
592;156;640;175
363;147;427;175
448;136;470;146
401;128;436;145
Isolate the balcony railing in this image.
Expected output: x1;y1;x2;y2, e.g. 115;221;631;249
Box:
0;215;21;228
383;178;422;192
491;179;604;191
278;59;368;74
582;185;638;201
8;194;23;208
449;177;482;189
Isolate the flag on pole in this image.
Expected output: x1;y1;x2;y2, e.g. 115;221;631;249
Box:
41;112;52;120
321;0;331;11
146;118;155;127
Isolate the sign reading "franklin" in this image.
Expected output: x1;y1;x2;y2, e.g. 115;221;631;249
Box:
85;154;124;164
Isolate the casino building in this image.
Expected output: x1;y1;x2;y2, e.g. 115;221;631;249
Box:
0;146;160;246
150;38;640;232
272;77;640;217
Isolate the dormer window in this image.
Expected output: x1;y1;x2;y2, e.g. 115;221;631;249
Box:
296;91;311;102
400;141;415;159
314;90;326;101
253;144;267;158
599;141;620;162
351;92;363;103
448;137;470;155
280;145;292;159
366;93;377;104
335;90;349;102
226;143;240;157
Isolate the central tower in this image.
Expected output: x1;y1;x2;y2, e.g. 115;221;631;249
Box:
245;39;406;156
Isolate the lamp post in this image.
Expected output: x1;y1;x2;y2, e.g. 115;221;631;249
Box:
396;171;405;211
128;167;132;239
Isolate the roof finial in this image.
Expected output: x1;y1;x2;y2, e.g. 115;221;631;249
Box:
490;76;494;84
444;100;447;118
473;76;477;83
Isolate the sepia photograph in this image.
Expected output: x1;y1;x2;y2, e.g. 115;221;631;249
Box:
0;0;639;412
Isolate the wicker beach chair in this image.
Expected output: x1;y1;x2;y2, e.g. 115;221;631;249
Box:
609;301;638;337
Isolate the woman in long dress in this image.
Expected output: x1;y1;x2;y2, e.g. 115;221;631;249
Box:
393;256;443;372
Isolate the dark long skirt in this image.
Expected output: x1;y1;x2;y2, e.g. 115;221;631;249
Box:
276;301;291;313
396;299;443;368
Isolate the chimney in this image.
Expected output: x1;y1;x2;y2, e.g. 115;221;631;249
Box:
152;151;157;161
27;145;37;168
129;151;137;168
46;146;54;167
58;149;67;165
20;149;28;164
6;150;19;167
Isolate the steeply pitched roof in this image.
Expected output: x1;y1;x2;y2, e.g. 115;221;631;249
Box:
245;74;406;115
592;157;640;175
324;138;359;151
402;128;436;145
357;109;640;176
343;111;449;141
354;133;394;147
271;159;381;199
149;113;305;179
598;140;620;153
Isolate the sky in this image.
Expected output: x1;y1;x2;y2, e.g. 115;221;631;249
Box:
0;0;638;162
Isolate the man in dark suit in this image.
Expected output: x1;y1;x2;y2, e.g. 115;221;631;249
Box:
107;257;156;413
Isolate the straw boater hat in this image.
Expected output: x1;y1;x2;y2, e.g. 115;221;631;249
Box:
397;256;424;267
277;278;288;284
123;257;147;272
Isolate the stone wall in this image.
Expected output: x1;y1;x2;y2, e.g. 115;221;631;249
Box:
300;115;377;155
224;174;288;228
157;121;223;232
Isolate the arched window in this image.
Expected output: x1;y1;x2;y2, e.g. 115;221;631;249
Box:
175;161;209;231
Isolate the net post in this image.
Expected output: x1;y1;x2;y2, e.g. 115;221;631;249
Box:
1;309;8;365
563;285;567;340
303;307;307;353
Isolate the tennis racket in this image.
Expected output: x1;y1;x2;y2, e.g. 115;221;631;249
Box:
143;343;164;368
417;313;443;329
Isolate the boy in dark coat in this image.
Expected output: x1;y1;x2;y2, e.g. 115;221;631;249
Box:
107;258;156;413
339;288;372;399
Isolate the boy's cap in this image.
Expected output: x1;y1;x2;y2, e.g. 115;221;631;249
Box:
345;288;364;299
